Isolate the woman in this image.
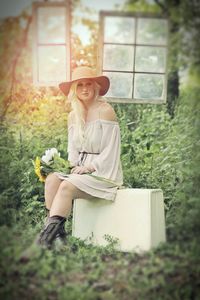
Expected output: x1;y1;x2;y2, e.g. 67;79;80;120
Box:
37;66;123;248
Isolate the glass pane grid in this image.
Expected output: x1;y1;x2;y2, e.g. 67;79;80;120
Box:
103;72;166;101
102;14;168;101
33;3;70;86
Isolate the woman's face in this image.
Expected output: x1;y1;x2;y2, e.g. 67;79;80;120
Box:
76;79;95;103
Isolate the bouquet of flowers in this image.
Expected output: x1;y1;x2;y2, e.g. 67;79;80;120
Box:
34;148;71;182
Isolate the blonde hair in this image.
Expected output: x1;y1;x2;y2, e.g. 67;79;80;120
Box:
68;80;101;145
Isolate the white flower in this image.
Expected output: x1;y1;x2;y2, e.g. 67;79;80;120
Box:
41;148;60;165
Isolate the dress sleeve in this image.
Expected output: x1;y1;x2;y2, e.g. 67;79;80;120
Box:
91;122;122;182
67;125;79;167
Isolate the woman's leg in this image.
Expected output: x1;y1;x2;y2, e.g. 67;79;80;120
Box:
45;173;62;210
49;180;93;218
37;180;93;248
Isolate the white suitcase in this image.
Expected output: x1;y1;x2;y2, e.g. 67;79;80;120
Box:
72;188;166;252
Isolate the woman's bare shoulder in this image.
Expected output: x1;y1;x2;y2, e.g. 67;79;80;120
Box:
99;101;117;122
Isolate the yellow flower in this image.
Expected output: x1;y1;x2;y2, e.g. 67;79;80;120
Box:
34;157;46;182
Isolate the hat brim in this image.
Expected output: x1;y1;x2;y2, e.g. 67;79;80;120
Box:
59;75;110;96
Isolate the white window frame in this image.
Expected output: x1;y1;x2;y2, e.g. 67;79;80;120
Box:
98;11;169;104
32;1;71;86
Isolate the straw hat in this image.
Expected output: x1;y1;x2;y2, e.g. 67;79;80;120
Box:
59;66;110;96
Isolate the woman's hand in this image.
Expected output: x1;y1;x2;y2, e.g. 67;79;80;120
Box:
70;165;95;175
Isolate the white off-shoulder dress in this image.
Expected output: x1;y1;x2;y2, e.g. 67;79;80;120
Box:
56;119;123;201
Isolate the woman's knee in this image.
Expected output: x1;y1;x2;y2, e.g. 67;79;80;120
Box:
45;173;61;187
58;181;77;196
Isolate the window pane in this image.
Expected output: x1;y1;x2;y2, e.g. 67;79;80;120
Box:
104;72;133;98
104;16;135;44
137;18;168;45
38;7;66;44
134;74;165;99
38;46;67;82
103;45;134;71
135;46;166;73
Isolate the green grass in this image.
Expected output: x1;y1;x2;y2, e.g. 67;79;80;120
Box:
0;218;199;300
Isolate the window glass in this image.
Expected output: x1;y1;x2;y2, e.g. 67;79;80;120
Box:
104;72;133;98
104;16;135;44
100;13;168;103
33;3;70;86
137;18;168;45
103;45;134;72
38;46;67;82
134;74;165;99
38;7;66;44
135;46;166;73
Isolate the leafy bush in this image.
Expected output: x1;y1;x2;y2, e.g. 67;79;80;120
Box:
0;96;69;225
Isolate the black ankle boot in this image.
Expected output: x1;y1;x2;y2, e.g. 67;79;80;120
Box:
18;216;67;263
37;216;67;249
55;221;68;244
